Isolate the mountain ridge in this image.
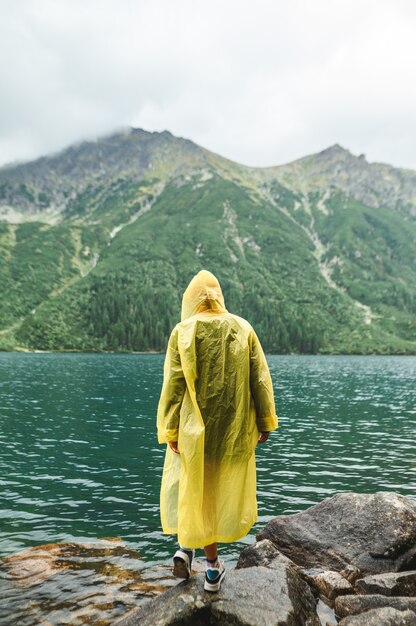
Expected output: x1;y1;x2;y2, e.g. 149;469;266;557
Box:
2;127;415;222
2;131;413;175
0;127;415;354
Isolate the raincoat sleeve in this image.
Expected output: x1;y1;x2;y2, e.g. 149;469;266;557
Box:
249;328;278;433
157;325;186;444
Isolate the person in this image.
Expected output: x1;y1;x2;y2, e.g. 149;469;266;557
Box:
156;269;278;592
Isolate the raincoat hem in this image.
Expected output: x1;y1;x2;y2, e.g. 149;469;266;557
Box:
161;523;258;548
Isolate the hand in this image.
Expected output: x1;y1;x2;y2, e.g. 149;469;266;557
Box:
168;441;180;454
258;431;269;443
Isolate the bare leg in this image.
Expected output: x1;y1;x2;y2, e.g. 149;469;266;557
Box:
203;541;225;591
204;542;218;561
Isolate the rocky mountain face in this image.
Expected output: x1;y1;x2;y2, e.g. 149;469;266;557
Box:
270;143;416;218
0;127;415;354
0;129;211;222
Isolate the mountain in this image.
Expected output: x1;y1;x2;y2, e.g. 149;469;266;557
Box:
0;128;415;354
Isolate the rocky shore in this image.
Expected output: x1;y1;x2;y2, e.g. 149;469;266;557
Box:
2;491;415;625
114;491;416;626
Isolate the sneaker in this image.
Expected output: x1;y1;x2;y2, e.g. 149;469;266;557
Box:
172;548;195;579
204;558;225;592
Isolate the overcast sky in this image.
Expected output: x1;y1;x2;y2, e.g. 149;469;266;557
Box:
1;0;416;170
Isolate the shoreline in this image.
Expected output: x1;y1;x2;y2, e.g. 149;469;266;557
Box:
1;348;415;356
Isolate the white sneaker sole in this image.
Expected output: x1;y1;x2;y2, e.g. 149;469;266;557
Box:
204;569;225;592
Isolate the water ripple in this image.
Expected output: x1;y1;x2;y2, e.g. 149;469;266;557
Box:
0;352;414;568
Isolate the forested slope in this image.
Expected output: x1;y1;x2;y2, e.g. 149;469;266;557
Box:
0;129;415;354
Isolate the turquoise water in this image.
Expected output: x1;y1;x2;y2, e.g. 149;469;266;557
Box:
0;353;415;567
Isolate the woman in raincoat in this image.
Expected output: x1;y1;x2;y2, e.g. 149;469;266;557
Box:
156;269;278;590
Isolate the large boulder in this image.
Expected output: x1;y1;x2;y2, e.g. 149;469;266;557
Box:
236;538;298;571
237;539;353;601
338;607;416;626
354;571;416;596
113;564;320;626
335;594;416;620
308;570;354;600
257;492;416;576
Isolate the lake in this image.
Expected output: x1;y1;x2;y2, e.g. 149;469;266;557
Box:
1;352;415;564
0;353;415;624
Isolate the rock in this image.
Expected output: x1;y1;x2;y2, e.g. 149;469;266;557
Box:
236;538;298;570
335;594;416;620
237;539;353;605
338;607;416;625
257;492;416;576
355;570;416;596
308;570;353;600
339;564;362;584
113;564;320;626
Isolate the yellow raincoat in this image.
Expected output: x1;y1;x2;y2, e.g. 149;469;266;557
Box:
157;270;278;548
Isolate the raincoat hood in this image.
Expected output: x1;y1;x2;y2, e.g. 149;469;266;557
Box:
181;270;227;321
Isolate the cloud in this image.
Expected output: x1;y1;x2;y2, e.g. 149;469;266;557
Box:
1;0;415;169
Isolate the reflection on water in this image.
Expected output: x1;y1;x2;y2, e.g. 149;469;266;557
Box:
0;538;178;625
0;353;415;623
